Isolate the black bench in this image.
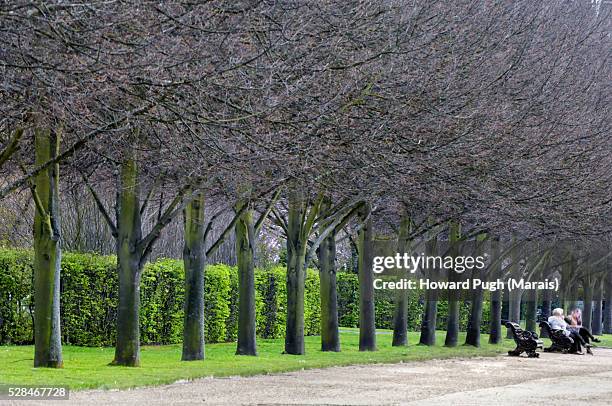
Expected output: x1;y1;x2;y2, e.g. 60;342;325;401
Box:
505;322;543;358
539;321;574;353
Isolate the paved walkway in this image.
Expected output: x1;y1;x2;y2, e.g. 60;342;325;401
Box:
12;348;612;405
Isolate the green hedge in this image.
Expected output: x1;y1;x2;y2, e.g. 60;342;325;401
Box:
0;249;489;347
0;249;33;344
335;273;489;332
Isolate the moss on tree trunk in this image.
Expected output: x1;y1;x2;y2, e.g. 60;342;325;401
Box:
465;234;487;347
392;215;411;347
358;203;376;352
182;192;206;361
285;192;307;355
112;156;143;367
235;202;257;356
33;128;63;368
419;238;438;346
318;226;340;352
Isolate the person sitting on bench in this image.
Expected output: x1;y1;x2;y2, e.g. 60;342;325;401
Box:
548;308;591;355
567;308;601;346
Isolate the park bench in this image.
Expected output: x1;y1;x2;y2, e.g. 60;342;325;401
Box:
505;322;543;358
539;321;574;353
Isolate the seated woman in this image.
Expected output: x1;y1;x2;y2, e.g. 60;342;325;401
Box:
567;308;601;346
548;308;591;355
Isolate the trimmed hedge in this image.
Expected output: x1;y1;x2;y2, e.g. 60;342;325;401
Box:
0;249;33;344
0;249;487;346
335;273;490;332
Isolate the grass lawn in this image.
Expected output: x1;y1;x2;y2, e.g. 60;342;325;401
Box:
1;330;517;391
592;333;612;347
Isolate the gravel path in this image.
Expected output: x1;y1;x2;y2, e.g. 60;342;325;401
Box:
11;348;612;406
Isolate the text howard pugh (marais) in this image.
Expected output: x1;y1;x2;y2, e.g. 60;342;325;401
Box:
373;278;559;292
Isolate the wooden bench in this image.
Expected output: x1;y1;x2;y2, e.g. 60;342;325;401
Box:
539;321;574;353
505;322;543;358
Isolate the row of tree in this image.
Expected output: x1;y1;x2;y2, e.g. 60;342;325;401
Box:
0;1;610;367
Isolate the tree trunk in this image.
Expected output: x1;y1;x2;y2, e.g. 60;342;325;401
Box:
564;299;578;314
489;288;503;344
445;298;460;346
318;228;340;352
349;237;359;274
488;239;502;344
465;289;484;347
419;289;438;345
392;288;408;347
285;193;306;355
540;287;552;338
560;283;577;314
604;272;612;334
583;282;594;332
465;234;486;347
560;255;577;313
112;156;143;367
235;203;258;356
502;290;509;325
420;238;438;346
592;282;603;336
33;128;63;368
559;291;567;314
392;216;411;347
524;288;537;332
445;222;461;347
182;192;206;360
358;203;376;351
506;288;522;338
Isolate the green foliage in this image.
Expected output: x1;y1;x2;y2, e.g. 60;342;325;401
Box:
203;264;232;343
0;251;322;346
335;272;489;333
277;248;287;267
336;273;359;327
255;267;288;339
140;259;184;345
337;273;359;327
254;269;275;338
0;249;34;344
374;287;397;330
304;269;321;335
61;252;117;346
225;266;239;342
0;249;493;346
